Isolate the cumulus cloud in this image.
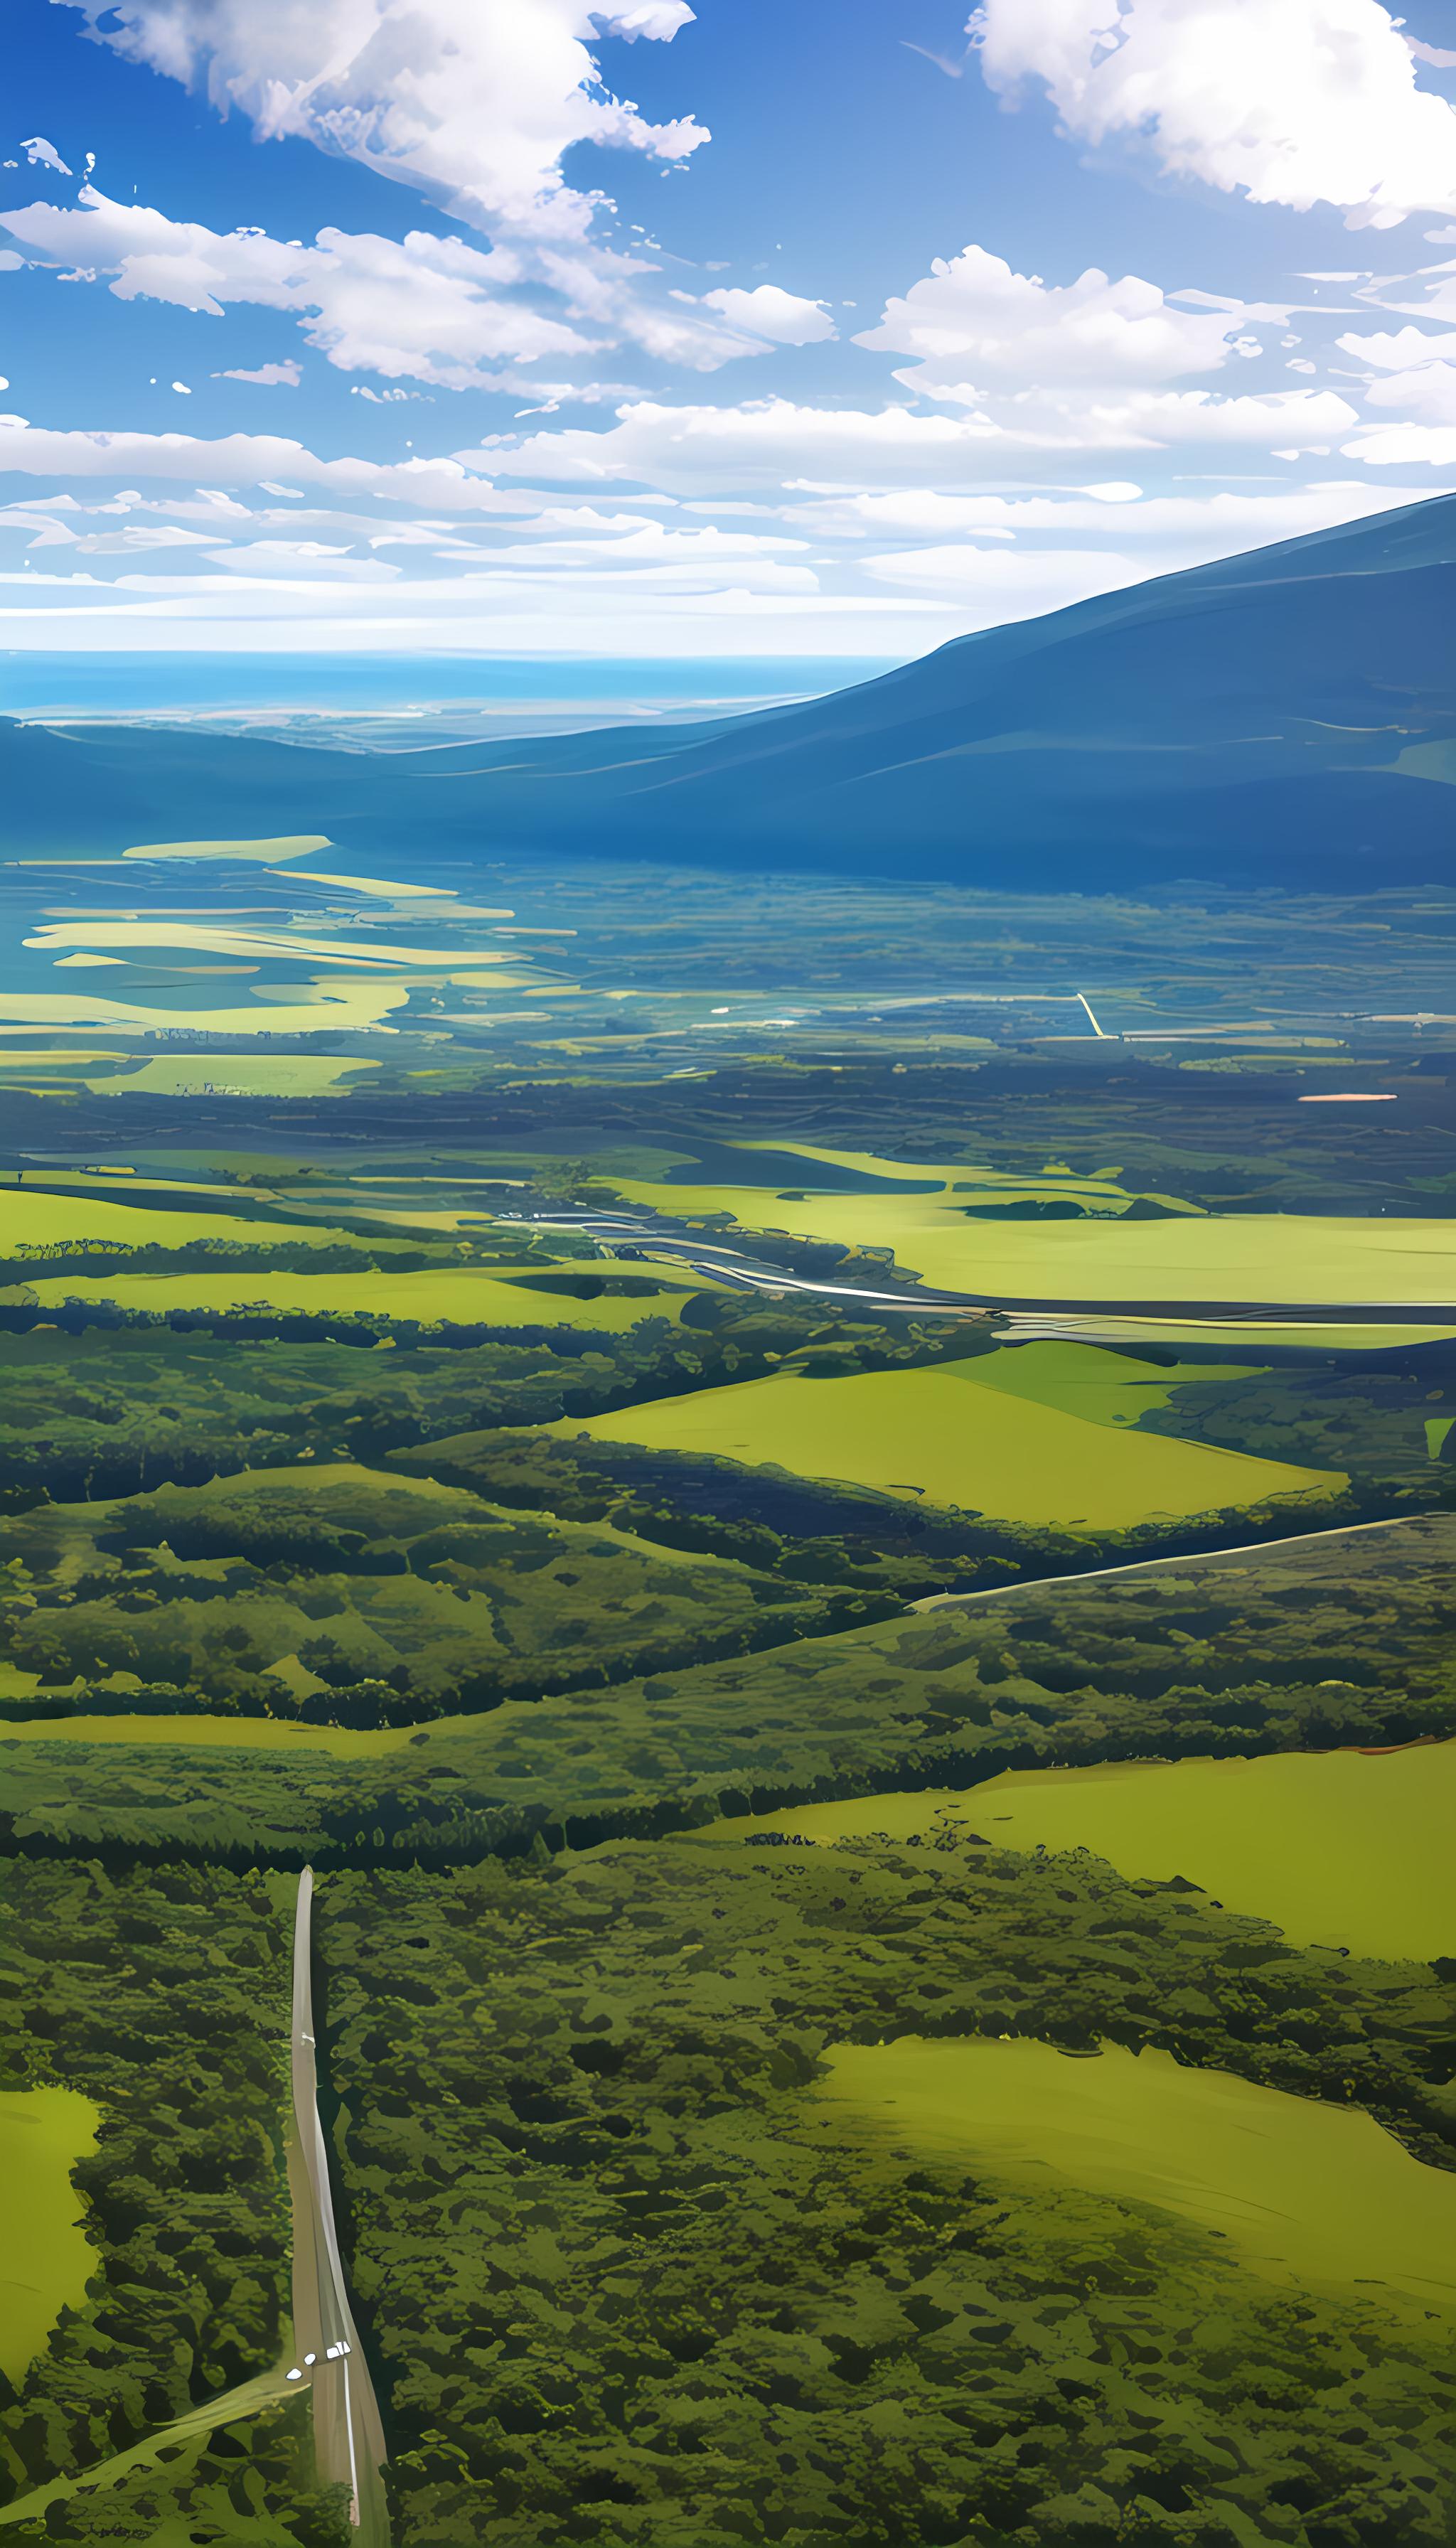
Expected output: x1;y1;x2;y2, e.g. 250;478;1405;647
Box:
970;0;1456;230
1359;358;1456;423
855;245;1272;399
2;191;594;386
1342;324;1456;371
1337;302;1456;426
53;0;707;244
698;285;837;346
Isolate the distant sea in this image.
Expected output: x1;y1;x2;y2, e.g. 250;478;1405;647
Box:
0;651;895;750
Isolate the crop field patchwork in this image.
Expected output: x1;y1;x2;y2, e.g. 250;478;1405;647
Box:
1;842;1455;2547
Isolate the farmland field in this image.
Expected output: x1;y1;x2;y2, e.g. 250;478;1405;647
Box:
0;2087;100;2382
550;1342;1343;1526
704;1736;1456;1960
4;843;1456;2548
815;2034;1456;2316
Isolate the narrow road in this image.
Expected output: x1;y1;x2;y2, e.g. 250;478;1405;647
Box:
0;2371;293;2531
287;1867;390;2543
501;1209;1456;1331
909;1509;1444;1612
0;1871;390;2535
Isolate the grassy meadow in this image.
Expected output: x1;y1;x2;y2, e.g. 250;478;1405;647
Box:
0;2087;100;2382
815;2035;1456;2318
550;1341;1344;1528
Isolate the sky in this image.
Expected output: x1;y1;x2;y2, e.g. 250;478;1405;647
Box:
3;0;1456;662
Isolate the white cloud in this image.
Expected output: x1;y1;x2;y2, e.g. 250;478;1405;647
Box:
783;481;1429;552
1361;360;1456;422
1337;315;1456;423
471;385;1360;494
699;284;837;346
218;358;302;385
0;569;952;658
601;293;776;371
2;190;594;386
55;0;707;244
481;517;808;567
21;136;72;174
1342;420;1456;461
970;0;1456;230
60;522;222;552
1039;385;1358;447
860;542;1141;621
855;245;1270;399
0;419;557;511
205;540;402;579
1340;325;1456;370
599;5;695;35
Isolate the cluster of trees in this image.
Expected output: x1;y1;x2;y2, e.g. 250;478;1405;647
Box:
317;1836;1456;2544
1;1236;480;1281
1140;1349;1456;1494
395;1424;1054;1602
0;1463;895;1728
0;1297;978;1515
7;1516;1455;1873
0;1862;347;2544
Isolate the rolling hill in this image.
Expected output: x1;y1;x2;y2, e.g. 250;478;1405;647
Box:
4;491;1455;888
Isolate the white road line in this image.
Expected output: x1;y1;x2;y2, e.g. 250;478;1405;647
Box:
910;1509;1440;1612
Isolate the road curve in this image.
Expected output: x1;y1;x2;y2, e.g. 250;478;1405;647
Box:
287;1868;390;2543
502;1210;1456;1331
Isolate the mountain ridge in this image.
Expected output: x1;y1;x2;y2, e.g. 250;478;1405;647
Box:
4;491;1455;887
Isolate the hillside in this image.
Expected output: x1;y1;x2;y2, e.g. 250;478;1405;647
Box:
4;491;1455;887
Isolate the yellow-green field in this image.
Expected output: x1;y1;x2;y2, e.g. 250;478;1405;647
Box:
606;1142;1456;1307
2;1265;702;1330
1002;1314;1456;1351
965;1339;1264;1422
0;1715;405;1756
4;1184;378;1253
0;982;415;1037
815;2035;1456;2320
84;1054;380;1098
548;1343;1342;1529
717;1739;1456;1961
0;2087;101;2380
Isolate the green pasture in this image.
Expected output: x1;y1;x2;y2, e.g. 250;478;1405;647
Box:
4;1265;700;1331
551;1342;1342;1529
968;1339;1265;1421
3;1184;372;1254
85;1054;380;1098
717;1736;1456;1962
609;1142;1456;1307
0;2086;101;2381
0;1717;400;1756
816;2035;1456;2320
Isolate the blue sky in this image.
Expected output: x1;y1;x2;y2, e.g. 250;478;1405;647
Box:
3;0;1456;659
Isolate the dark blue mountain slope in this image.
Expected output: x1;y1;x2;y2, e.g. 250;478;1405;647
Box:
4;491;1453;887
